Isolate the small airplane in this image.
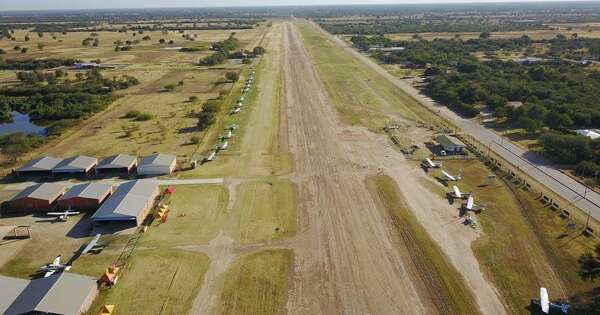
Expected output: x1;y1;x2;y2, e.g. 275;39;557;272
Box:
532;287;570;314
220;130;233;140
39;255;71;277
225;124;238;131
421;158;440;169
239;96;245;102
81;234;102;255
448;185;466;199
215;141;229;151
463;195;486;212
47;209;80;222
236;100;244;107
230;107;241;115
440;170;461;181
204;151;216;162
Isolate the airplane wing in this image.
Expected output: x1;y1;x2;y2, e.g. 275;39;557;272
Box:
466;196;474;210
540;288;549;314
52;256;61;265
65;211;80;215
426;158;435;167
44;270;56;278
453;186;461;198
441;170;455;180
82;234;102;254
47;212;66;216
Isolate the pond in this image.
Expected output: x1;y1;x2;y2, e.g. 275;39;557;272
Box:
0;111;46;136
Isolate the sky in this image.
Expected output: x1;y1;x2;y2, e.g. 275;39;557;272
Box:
0;0;590;11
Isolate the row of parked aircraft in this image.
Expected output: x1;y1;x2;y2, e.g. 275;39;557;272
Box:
421;161;568;313
207;72;254;162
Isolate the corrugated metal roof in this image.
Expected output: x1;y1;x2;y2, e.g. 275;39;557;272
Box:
139;153;176;167
91;180;158;221
0;276;29;314
96;154;137;169
10;183;65;201
436;135;466;148
59;182;112;201
0;273;96;315
18;156;62;172
53;155;97;172
35;273;97;315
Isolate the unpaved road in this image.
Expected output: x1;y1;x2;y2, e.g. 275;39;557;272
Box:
281;21;429;315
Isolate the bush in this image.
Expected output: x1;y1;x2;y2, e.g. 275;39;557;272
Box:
190;136;200;144
575;161;600;177
124;110;153;121
189;96;198;103
163;84;176;91
540;133;593;165
225;71;239;82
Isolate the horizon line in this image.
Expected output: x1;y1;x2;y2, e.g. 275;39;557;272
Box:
1;0;598;13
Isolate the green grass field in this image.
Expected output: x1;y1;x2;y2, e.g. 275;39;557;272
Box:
140;184;229;247
298;22;443;130
213;249;294;315
366;175;479;314
232;178;298;243
87;248;210;315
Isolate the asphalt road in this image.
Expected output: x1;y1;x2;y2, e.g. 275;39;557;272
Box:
318;25;600;222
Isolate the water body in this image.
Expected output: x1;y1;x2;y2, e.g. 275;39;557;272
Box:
0;111;46;136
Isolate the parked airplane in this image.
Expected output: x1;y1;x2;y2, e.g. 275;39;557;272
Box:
39;255;71;277
463;195;486;212
226;124;238;131
47;209;80;222
81;234;102;255
440;170;461;181
216;141;229;151
220;130;233;140
532;288;570;314
204;151;217;162
421;158;440;169
448;185;466;199
230;107;241;115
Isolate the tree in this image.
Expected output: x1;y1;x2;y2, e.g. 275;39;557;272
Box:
189;96;198;103
579;244;600;281
20;47;28;53
540;133;593;164
159;38;166;44
225;71;239;82
93;38;99;47
164;84;176;91
24;35;30;41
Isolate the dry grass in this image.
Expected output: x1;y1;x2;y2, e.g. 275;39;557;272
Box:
437;160;597;313
87;248;210;315
214;249;294;315
231;179;298;243
139;184;229;247
367;174;480;314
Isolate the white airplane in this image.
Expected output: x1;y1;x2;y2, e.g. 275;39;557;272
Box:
440;170;461;181
81;234;102;255
421;158;439;169
204;151;217;162
226;124;238;131
230;107;241;115
239;96;245;102
216;141;229;151
220;130;233;140
40;255;71;277
449;185;465;199
47;209;80;222
532;288;570;314
464;195;486;212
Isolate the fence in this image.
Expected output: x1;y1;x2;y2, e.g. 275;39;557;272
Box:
455;133;599;237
